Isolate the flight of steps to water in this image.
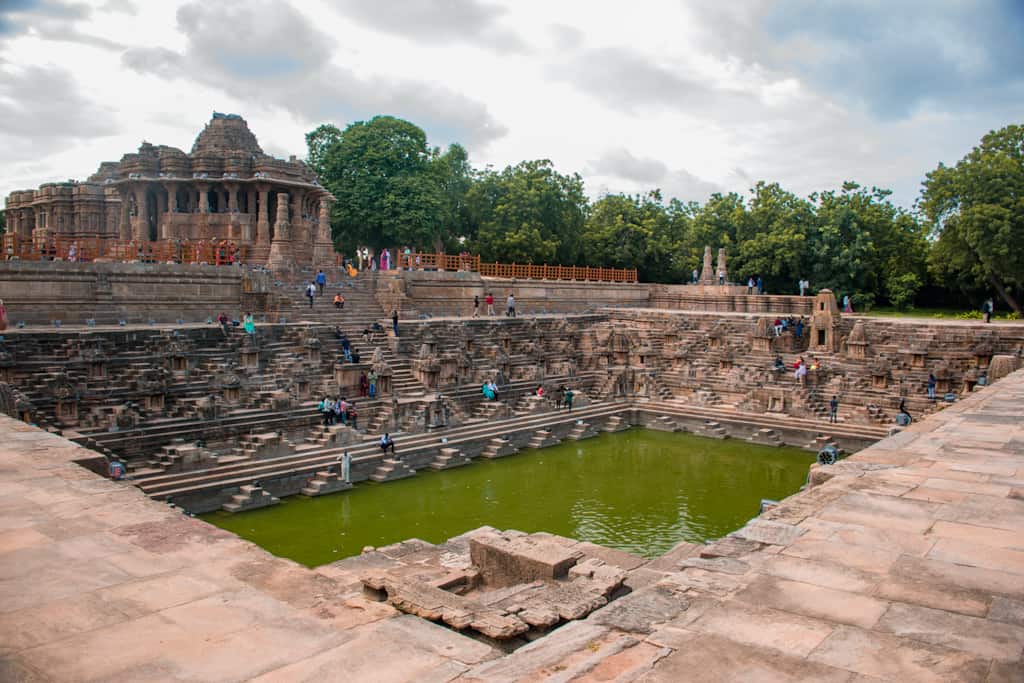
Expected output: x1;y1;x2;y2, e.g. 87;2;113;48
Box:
222;484;279;512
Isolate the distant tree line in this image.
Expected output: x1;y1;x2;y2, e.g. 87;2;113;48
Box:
307;117;1023;315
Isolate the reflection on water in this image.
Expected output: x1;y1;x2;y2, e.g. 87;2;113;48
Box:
202;429;814;567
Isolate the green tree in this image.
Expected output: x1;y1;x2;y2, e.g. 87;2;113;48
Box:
313;116;445;252
735;182;815;294
304;123;342;179
582;191;686;282
682;192;745;279
810;182;926;310
430;143;474;251
467;160;587;264
920;123;1024;315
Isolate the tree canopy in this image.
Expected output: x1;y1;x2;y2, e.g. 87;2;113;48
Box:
307;117;1022;312
921;124;1023;314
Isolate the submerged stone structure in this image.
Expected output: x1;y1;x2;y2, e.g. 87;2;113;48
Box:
3;113;334;267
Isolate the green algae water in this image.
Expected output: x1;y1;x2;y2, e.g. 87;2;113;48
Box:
202;429;814;567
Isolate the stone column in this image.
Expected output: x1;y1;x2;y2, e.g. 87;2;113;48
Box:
256;185;270;244
132;185;148;241
162;182;177;239
313;196;335;267
699;245;714;284
119;191;131;240
267;192;293;270
197;184;209;214
227;184;238;213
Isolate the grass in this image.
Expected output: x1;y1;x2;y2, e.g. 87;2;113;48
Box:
865;306;972;319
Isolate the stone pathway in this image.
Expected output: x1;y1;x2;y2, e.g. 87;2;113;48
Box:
1;370;1023;681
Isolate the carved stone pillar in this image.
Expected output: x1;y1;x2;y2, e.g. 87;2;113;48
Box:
132;184;148;241
267;191;293;270
313;196;335;267
256;185;270;244
119;191;131;240
197;184;210;214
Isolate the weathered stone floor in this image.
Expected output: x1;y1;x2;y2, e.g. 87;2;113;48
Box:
2;370;1023;681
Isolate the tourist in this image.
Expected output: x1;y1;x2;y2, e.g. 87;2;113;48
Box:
379;248;391;271
691;268;699;284
898;397;912;422
536;385;545;398
747;277;754;294
486;292;495;316
305;282;316;308
927;372;937;401
320;396;333;426
346;261;358;278
348;403;358;430
773;356;785;373
359;372;369;397
843;295;853;313
217;311;230;337
392;309;399;337
337;397;347;425
829;395;839;423
506;292;516;317
243;312;255;335
341;334;352;362
482;381;495;401
794;358;807;385
799;279;808;296
67;242;77;262
795;318;804;340
773;317;783;336
333;293;345;309
351;349;360;363
718;269;725;286
380;432;396;454
983;298;994;323
368;370;378;398
316;270;326;295
473;295;480;318
757;276;764;295
564;387;575;412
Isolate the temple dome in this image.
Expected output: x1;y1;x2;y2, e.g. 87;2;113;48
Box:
190;113;263;156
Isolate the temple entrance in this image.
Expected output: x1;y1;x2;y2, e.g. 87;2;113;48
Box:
145;188;159;241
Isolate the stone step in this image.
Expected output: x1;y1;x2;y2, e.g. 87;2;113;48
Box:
428;447;471;470
564;421;597;441
748;427;783;447
649;415;680;432
527;429;560;449
701;421;728;439
601;415;630;433
480;437;518;459
300;469;353;497
369;457;416;482
221;484;279;512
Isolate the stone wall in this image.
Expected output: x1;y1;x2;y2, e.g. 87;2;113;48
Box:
649;284;814;315
381;270;652;316
0;260;265;324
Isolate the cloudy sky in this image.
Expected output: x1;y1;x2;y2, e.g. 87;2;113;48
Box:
1;0;1022;209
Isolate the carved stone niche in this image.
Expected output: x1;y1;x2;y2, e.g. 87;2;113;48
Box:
766;388;786;413
962;368;979;394
240;335;259;369
907;344;928;368
973;340;995;369
752;318;774;353
810;289;841;352
303;328;322;363
145;393;165;411
934;363;952;394
869;360;890;390
707;323;726;350
169;353;188;372
53;372;79;425
718;355;733;371
845;321;868;360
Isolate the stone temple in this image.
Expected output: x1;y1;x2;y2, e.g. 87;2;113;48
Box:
3;113;334;268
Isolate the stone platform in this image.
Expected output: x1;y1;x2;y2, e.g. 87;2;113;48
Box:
1;370;1023;680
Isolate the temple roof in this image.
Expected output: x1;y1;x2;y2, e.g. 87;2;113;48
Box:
190;113;263;156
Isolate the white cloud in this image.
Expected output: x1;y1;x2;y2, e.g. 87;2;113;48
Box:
1;0;1021;213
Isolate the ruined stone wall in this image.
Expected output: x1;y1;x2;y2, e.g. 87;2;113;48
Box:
0;261;257;324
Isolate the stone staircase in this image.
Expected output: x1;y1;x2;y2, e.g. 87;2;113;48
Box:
222;484;279;512
370;457;416;482
480;437;518;459
428;447;471;470
300;469;353;497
